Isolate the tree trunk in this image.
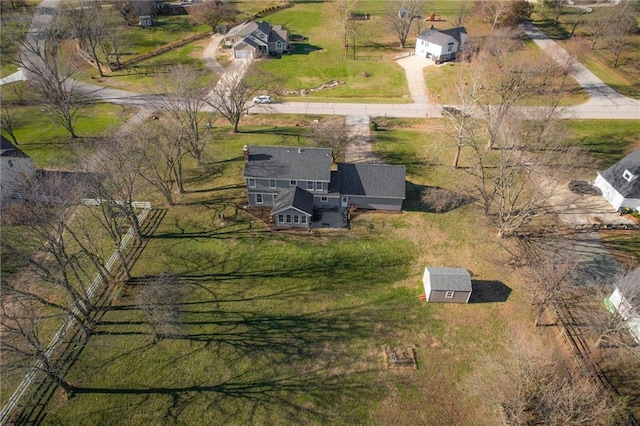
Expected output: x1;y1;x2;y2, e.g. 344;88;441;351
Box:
453;143;462;169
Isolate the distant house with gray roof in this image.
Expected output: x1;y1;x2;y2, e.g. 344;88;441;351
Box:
422;267;472;303
243;145;406;229
415;26;469;63
1;135;36;201
593;148;640;212
223;20;289;59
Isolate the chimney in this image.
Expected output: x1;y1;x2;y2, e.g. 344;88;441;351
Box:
243;145;249;161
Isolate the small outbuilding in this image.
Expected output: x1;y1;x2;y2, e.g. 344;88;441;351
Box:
422;267;472;303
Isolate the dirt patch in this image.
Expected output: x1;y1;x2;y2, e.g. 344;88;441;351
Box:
383;345;417;370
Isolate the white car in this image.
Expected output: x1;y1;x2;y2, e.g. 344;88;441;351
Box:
252;95;272;104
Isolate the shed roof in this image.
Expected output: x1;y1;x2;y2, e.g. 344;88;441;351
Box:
272;186;314;215
337;163;406;199
1;135;30;158
244;145;332;181
423;267;472;292
598;148;640;199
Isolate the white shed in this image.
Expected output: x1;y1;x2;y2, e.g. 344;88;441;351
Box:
422;267;472;303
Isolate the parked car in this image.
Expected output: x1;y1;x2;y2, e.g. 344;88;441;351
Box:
252;95;272;104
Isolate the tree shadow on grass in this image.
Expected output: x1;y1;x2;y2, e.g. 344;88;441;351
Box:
468;280;512;303
289;43;324;55
403;181;475;213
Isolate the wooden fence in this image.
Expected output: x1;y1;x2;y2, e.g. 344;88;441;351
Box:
0;201;152;425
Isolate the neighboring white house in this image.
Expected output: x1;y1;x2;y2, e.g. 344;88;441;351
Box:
1;135;36;201
223;20;289;59
415;26;469;63
593;148;640;212
607;268;640;343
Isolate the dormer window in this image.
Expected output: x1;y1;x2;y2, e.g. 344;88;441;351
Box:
622;169;635;182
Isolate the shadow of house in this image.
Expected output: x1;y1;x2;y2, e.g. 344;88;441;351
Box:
289;43;323;55
468;280;512;303
404;181;475;213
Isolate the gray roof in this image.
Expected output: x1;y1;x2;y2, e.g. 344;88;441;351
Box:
424;267;472;292
599;148;640;198
337;163;406;199
418;26;468;46
1;135;30;158
244;146;332;181
272;187;314;215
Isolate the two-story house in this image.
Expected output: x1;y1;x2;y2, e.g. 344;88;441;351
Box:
243;145;406;229
415;26;469;63
223;20;289;59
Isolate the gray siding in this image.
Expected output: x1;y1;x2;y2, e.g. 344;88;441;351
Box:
346;196;403;211
314;195;340;209
274;208;310;229
428;290;471;303
248;192;276;206
247;178;328;194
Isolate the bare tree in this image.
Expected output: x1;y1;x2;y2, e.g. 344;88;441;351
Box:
0;294;77;397
466;332;629;425
608;1;638;67
476;0;533;30
187;1;238;32
133;120;186;205
205;63;275;133
69;1;109;78
308;117;358;164
544;0;564;26
135;274;183;343
568;6;586;37
1;174;98;335
385;0;423;49
1;104;19;144
98;12;125;69
159;65;214;166
587;269;640;356
451;0;472;27
110;0;157;26
334;0;357;60
586;8;615;50
8;10;85;138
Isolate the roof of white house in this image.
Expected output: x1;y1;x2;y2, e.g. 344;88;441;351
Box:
423;267;472;292
1;135;30;158
598;148;640;199
417;26;468;46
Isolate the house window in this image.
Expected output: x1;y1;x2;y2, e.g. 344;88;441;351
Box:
315;181;323;191
7;160;14;168
321;196;328;202
301;216;308;224
278;214;284;223
269;179;276;189
293;215;300;224
444;291;455;299
448;42;454;52
256;193;263;204
623;169;634;182
307;181;314;190
290;180;297;186
286;214;292;223
248;178;256;188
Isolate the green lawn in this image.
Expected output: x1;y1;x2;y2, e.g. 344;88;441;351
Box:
0;86;134;169
21;118;531;425
531;8;640;100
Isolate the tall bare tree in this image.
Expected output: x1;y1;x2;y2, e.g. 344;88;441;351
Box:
1;105;19;144
205;63;274;133
110;0;157;26
8;10;85;138
70;1;109;78
334;0;357;60
135;274;183;343
159;65;214;166
544;0;564;26
586;8;615;50
308;117;359;164
187;0;238;32
0;294;77;397
608;1;638;67
476;0;533;30
386;0;424;49
451;0;472;27
1;174;98;335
